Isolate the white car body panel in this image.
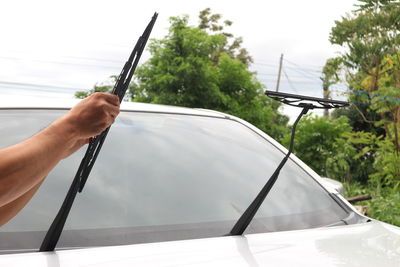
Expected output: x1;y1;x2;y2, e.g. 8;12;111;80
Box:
1;96;399;266
0;221;399;266
0;95;226;119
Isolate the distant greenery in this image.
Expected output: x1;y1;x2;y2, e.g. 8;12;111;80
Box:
75;76;118;99
287;0;400;226
281;115;352;179
344;182;400;226
288;113;400;226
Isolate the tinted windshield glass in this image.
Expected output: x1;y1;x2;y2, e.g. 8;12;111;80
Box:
0;109;348;251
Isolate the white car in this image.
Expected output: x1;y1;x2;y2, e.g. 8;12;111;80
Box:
0;96;399;266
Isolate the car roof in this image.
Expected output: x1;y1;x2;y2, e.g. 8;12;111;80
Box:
0;94;226;118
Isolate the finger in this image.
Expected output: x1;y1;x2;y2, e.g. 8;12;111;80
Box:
103;104;120;119
101;93;120;106
88;92;119;106
109;105;120;117
107;111;118;125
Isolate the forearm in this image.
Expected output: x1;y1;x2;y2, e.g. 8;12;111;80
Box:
0;181;43;226
0;117;79;207
0;92;119;215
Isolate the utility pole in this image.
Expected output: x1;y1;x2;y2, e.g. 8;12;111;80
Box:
322;78;330;117
275;54;283;92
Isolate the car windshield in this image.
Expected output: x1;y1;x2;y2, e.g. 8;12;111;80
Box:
0;109;348;252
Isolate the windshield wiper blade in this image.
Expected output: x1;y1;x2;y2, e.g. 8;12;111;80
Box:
228;90;349;236
39;13;158;252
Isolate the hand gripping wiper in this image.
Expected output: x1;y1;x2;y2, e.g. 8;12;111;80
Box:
39;13;158;252
228;90;348;235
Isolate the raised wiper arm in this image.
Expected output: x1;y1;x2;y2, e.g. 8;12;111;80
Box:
228;90;349;236
39;13;158;252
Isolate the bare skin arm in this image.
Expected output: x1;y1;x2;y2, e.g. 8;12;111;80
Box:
0;93;120;225
0;181;43;226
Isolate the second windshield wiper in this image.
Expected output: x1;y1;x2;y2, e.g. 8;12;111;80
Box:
39;13;158;252
228;90;349;235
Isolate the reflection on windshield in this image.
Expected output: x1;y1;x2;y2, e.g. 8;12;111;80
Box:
0;110;348;250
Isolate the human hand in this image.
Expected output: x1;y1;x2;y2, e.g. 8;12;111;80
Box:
49;93;120;158
62;92;120;139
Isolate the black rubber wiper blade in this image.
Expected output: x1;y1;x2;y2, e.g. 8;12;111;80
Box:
228;90;349;236
39;13;158;252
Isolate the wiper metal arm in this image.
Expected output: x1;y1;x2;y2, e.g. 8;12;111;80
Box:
229;104;311;235
228;91;349;236
39;13;158;252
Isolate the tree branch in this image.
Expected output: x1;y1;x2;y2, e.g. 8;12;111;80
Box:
346;195;372;203
351;103;379;124
394;107;400;153
381;112;394;141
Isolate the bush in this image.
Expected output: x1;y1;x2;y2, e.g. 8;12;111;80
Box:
281;115;351;177
344;182;400;227
368;191;400;227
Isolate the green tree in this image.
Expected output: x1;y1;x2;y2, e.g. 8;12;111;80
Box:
133;11;288;139
327;131;381;183
329;0;400;133
336;52;400;187
321;57;342;117
327;1;400;226
370;136;400;191
372;52;400;151
198;8;252;65
75;84;111;99
75;75;134;101
330;0;400;76
75;75;115;99
281;115;352;177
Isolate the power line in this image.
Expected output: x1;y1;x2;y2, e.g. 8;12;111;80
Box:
330;87;400;104
257;73;277;77
256;59;324;69
282;68;298;93
0;80;88;92
284;62;322;78
282;59;324;71
253;61;323;75
61;55;123;64
252;62;279;68
257;71;323;80
283;65;322;74
0;56;122;70
284;68;321;83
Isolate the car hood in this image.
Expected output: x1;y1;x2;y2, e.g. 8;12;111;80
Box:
0;221;399;267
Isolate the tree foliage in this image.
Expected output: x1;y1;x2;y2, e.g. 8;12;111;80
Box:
321;57;342;86
132;11;288;139
327;131;381;183
321;57;343;116
330;0;400;74
281;115;352;177
198;8;252;65
328;0;400;147
74;76;133;100
328;0;400;187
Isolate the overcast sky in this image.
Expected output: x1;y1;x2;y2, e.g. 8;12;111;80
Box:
0;0;357;108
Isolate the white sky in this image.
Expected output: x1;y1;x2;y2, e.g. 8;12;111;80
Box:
0;0;357;117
